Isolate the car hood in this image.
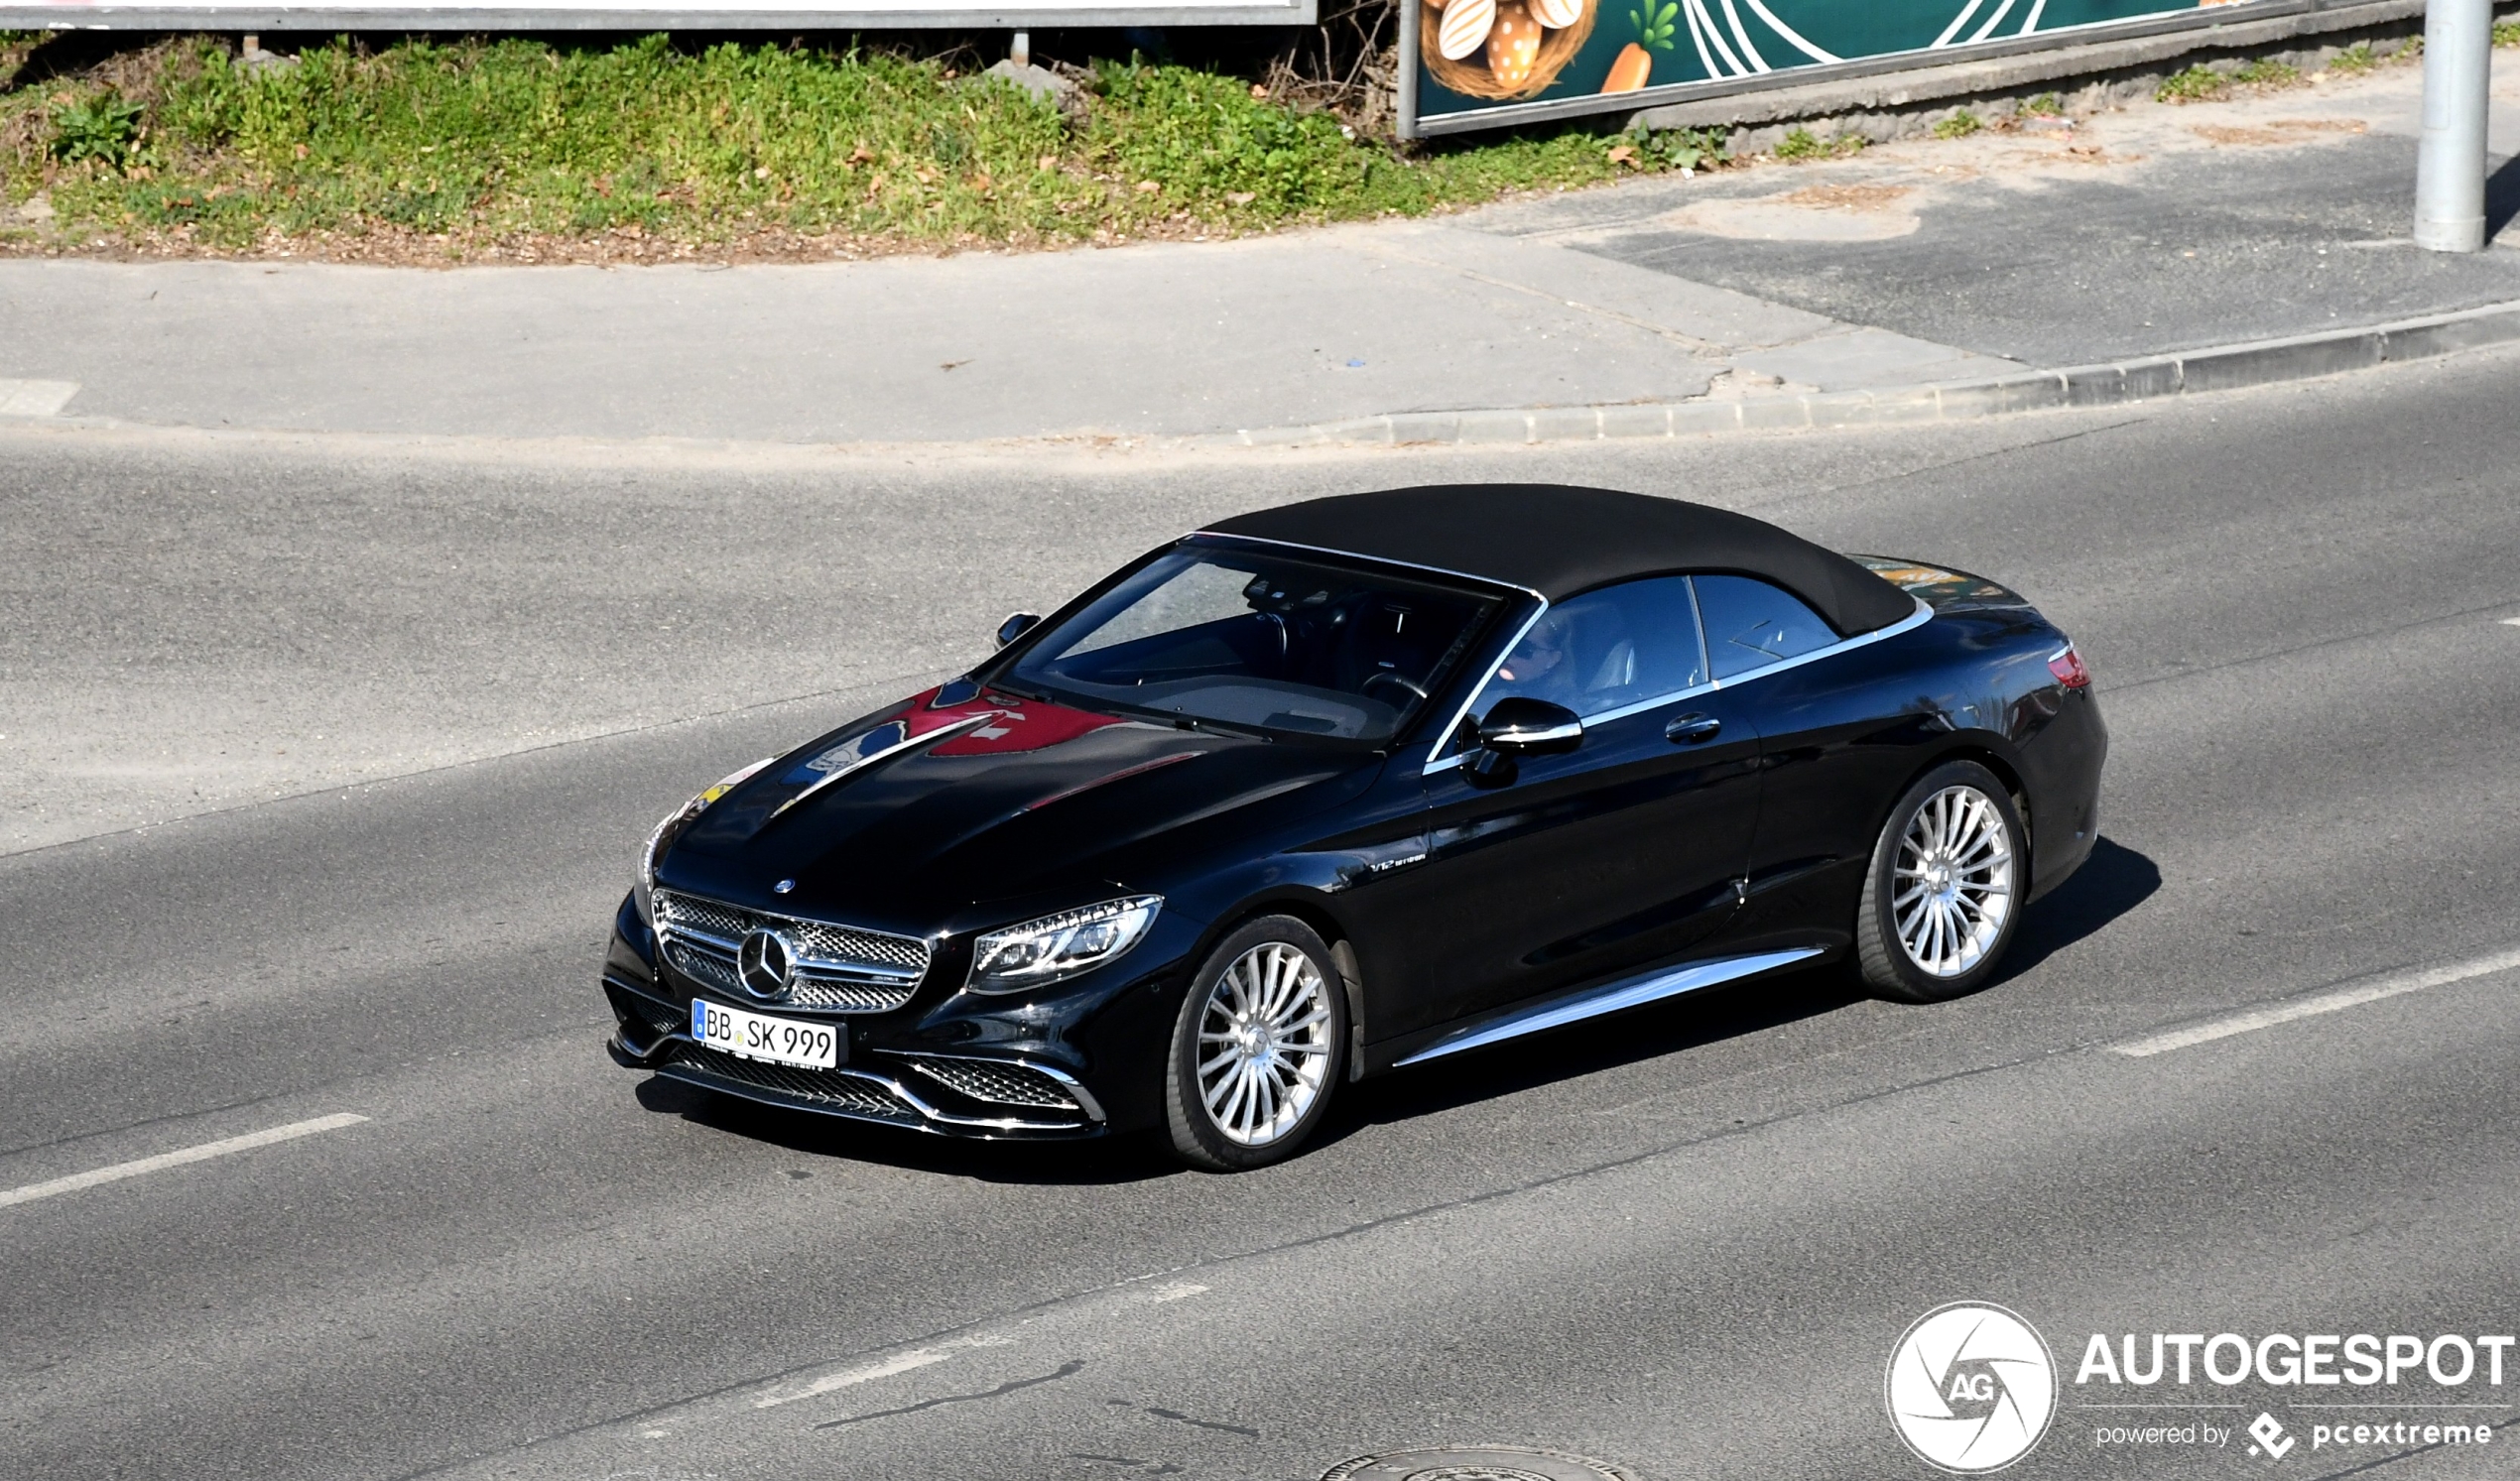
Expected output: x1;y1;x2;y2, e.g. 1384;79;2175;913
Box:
658;684;1378;929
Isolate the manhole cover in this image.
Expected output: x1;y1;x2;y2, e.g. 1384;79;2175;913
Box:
1321;1445;1639;1481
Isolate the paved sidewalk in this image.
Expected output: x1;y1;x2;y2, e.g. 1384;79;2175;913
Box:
2;51;2517;446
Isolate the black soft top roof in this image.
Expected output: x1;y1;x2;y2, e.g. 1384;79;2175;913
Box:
1202;484;1915;636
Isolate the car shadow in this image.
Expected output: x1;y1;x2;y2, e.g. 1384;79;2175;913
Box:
1316;962;1869;1146
631;835;2158;1178
1316;833;2161;1147
1983;834;2161;986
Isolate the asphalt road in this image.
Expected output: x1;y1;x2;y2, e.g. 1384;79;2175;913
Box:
3;351;2517;1481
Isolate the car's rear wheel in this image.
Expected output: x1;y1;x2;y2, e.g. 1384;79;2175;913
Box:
1164;916;1347;1171
1856;761;2025;1004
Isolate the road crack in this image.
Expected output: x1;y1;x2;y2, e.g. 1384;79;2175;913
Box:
1145;1407;1260;1438
811;1359;1083;1430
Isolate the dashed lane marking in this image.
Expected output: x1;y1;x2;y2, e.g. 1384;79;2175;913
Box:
0;380;78;417
0;1112;368;1209
754;1334;1014;1409
2110;946;2520;1057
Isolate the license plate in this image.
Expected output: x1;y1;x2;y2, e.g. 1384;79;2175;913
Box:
690;999;843;1070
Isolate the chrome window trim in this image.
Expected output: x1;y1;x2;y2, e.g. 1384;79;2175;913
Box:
1424;599;1553;773
1687;570;1713;683
1705;593;1933;686
1425;594;1932;775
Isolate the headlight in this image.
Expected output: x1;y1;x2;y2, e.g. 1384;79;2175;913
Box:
632;757;773;924
967;895;1163;993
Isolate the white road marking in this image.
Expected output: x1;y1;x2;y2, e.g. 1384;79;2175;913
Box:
2501;616;2520;627
753;1334;1013;1409
1145;1282;1208;1302
2111;946;2520;1057
0;1112;368;1209
0;379;79;417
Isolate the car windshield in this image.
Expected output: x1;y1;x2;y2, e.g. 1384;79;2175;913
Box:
1006;543;1501;744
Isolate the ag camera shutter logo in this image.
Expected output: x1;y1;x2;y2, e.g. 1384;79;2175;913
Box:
1887;1302;2059;1472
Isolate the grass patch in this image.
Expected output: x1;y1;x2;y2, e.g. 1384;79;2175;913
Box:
2;33;1734;258
1775;126;1865;161
2020;91;2063;117
2155;64;2226;102
2327;42;2379;73
1613;124;1729;173
2154;58;2301;104
2496;21;2520;47
1932;109;1981;139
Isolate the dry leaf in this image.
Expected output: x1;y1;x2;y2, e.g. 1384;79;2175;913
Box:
1136;180;1162;193
1227;189;1257;204
1250;82;1269;100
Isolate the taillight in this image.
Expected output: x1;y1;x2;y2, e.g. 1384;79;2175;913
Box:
2048;644;2091;689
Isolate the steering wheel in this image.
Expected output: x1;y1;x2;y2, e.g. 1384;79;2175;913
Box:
1361;672;1429;705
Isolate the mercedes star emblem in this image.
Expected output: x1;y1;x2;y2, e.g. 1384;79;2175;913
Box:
735;927;797;1000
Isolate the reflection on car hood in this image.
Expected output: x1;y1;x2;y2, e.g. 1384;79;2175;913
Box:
661;685;1375;926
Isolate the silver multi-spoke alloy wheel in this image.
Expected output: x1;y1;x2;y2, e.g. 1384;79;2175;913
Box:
1892;784;2015;979
1196;941;1336;1147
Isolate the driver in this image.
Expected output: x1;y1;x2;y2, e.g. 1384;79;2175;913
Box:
1489;610;1584;710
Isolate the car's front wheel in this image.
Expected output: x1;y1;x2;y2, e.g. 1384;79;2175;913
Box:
1164;916;1347;1171
1855;761;2027;1004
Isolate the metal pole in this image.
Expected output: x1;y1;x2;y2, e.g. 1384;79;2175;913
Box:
1396;0;1420;142
2414;0;2494;252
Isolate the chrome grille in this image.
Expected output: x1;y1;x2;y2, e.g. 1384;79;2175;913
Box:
908;1058;1081;1111
654;889;927;1014
662;1044;920;1122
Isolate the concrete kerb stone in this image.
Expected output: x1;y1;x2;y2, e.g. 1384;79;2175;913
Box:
2177;329;2385;394
1196;300;2520;451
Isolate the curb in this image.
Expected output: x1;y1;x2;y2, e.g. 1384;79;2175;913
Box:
1210;300;2520;449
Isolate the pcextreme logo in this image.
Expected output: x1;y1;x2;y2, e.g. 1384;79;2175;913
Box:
1887;1302;2060;1473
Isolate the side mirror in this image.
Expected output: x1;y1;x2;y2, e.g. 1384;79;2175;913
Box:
996;612;1042;648
1475;697;1583;756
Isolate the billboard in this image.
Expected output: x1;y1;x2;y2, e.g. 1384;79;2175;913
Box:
1402;0;2295;134
0;0;1312;30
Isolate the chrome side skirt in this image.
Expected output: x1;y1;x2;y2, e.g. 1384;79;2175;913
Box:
1391;946;1827;1067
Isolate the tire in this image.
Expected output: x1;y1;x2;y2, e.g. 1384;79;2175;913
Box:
1164;916;1348;1171
1855;761;2028;1004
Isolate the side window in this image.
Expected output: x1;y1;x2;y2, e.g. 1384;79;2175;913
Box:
1479;576;1707;720
1693;573;1839;679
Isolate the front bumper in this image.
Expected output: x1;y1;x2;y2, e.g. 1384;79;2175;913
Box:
604;978;1109;1139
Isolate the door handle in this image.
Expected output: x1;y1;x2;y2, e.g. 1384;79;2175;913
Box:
1665;712;1721;745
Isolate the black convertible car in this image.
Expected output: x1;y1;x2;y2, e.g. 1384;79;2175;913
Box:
603;485;2104;1169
